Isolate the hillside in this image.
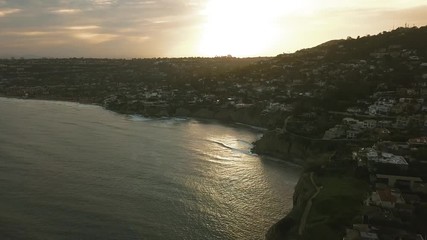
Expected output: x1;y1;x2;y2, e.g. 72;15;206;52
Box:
1;25;427;240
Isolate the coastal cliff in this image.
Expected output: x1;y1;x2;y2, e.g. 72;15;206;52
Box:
252;131;327;239
265;173;316;240
106;103;286;129
252;130;369;240
252;130;342;165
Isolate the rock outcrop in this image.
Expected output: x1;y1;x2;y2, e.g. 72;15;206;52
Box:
265;173;317;240
252;130;343;165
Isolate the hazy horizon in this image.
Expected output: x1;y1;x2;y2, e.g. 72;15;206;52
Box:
1;0;427;58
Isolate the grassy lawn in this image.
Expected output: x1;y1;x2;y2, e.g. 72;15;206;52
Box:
302;175;370;240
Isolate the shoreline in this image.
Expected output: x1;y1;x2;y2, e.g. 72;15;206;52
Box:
0;96;300;240
0;96;277;154
0;95;273;131
0;95;304;239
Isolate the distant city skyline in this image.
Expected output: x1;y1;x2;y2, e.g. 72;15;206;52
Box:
1;0;427;58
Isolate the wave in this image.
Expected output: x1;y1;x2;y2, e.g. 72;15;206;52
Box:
205;139;255;156
171;117;189;121
235;139;252;146
127;115;189;124
127;115;153;122
260;155;303;168
235;122;267;131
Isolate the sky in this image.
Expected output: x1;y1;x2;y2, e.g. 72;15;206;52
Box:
1;0;427;58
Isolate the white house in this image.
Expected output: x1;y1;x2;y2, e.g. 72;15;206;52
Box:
366;148;378;161
363;120;377;129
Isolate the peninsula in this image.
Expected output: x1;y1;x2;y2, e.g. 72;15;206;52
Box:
1;26;427;240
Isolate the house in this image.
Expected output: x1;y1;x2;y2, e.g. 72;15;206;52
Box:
360;232;379;240
369;188;405;209
323;125;346;139
347;130;361;139
399;97;413;103
368;100;394;115
343;117;359;124
366;148;379;161
363;120;377;129
377;120;392;128
347;107;362;114
343;118;363;129
366;149;409;170
375;174;422;190
376;152;408;166
395;117;409;129
408;137;427;146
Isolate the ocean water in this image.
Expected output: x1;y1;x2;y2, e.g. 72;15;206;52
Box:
0;98;301;240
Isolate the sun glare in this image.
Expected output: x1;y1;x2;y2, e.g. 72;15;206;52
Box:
199;0;312;57
198;0;281;57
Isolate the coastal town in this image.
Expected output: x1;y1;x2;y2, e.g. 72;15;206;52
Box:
1;26;427;239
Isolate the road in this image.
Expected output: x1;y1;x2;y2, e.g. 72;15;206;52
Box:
298;172;322;236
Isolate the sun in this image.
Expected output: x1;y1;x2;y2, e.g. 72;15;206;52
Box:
198;0;280;57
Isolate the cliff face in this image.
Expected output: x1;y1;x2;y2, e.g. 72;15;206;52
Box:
109;104;286;129
265;173;316;240
252;130;343;165
176;107;285;129
253;131;341;239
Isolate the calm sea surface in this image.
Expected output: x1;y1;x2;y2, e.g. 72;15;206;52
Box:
0;98;301;240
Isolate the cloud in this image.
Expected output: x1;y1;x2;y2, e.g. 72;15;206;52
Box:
2;31;50;36
51;9;81;14
72;32;118;44
65;25;100;30
91;0;117;5
2;0;424;57
0;8;20;17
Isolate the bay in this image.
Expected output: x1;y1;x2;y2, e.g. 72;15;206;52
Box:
0;98;301;240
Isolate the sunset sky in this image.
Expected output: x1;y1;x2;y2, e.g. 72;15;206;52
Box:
1;0;427;58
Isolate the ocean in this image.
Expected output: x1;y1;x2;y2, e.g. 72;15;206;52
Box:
0;98;300;240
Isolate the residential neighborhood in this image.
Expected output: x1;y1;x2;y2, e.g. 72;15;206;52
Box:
1;26;427;240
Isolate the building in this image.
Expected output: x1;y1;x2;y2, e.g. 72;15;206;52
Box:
408;137;427;146
395;117;409;129
369;188;405;209
363;120;377;129
347;130;362;139
323;125;346;139
375;174;423;190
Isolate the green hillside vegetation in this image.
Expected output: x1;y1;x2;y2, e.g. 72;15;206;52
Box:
302;175;369;240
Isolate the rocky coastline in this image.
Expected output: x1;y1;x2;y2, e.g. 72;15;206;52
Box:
2;96;370;240
107;102;327;239
265;172;317;240
253;130;334;239
105;103;287;129
1;96;329;239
